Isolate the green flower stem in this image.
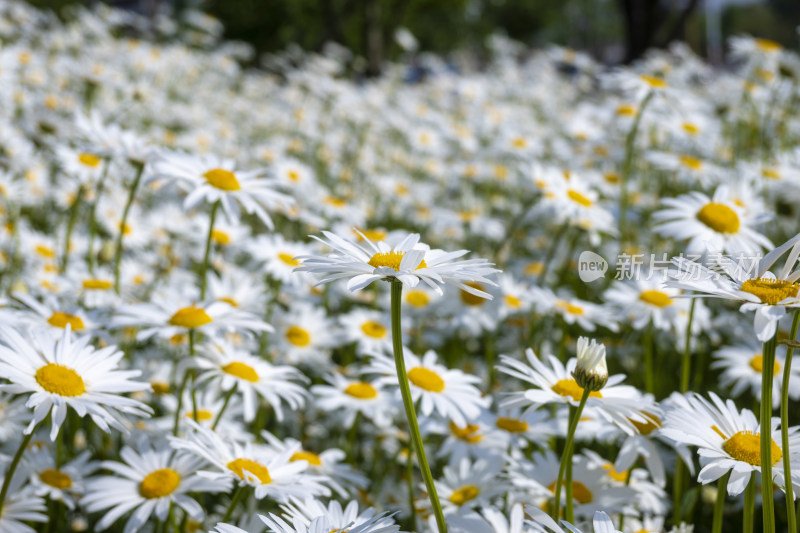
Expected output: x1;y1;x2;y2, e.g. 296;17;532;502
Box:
390;280;447;533
673;296;696;525
86;158;110;273
113;160;145;294
199;200;220;301
0;424;36;513
644;319;654;394
61;184;86;273
406;439;417;530
782;310;800;533
712;472;731;533
565;406;575;523
212;383;237;431
553;388;590;521
761;331;778;533
221;486;246;524
619;90;654;241
172;330;198;435
743;476;755;533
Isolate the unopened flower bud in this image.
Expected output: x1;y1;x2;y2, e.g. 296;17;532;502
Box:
572;336;608;392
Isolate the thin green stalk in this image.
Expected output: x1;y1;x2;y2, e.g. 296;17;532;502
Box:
212;383;237;431
565;404;576;523
221;486;245;523
782;310;800;533
189;330;198;423
0;426;36;512
536;223;568;287
390;280;447;533
712;472;731;533
644;319;654;394
61;184;86;272
553;388;590;520
761;332;778;533
618;468;634;531
673;296;696;525
345;411;361;463
619;90;654;240
86;158;110;273
406;439;417;530
743;477;755;533
172;368;191;435
200;200;220;300
113;161;145;294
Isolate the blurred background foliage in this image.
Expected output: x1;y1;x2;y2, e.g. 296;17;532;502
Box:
24;0;800;68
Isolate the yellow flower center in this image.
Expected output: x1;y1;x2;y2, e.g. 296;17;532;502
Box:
290;451;322;466
367;251;427;271
139;468;181;499
567;189;592;207
679;155;702;170
35;364;86;397
511;137;527;148
449;484;480;506
219;297;238;307
449;421;482;443
629;412;661;436
47;311;85;330
287;170;300;182
78;153;101;168
696;203;740;234
682;122;700;135
222;362;259;382
408;367;445;392
548;480;593;504
82;279;112;290
749;354;780;376
504;295;522;308
203;168;241;191
722;431;781;466
495;417;529;433
344;382;378;399
555;300;584;315
286;325;311;347
360;320;387;339
40;469;72;489
151;381;170;395
185;409;214;421
762;168;781;180
639;290;672;308
640;74;666;89
460;282;487;306
755;38;781;53
278;252;300;267
35;245;57;258
616;104;636;116
602;463;629;482
211;229;231;245
551;379;602;402
405;290;430;307
227;458;272;484
741;278;799;305
355;228;388;242
168;307;213;328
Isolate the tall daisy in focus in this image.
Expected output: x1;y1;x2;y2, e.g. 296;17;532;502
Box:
295;229;499;533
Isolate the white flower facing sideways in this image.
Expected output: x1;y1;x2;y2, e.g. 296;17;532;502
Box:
294;230;500;296
667;232;800;341
0;325;152;440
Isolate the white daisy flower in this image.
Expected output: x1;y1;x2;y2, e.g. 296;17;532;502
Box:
661;392;800;495
168;421;328;502
603;275;688;332
496;349;649;435
25;448;96;510
82;439;228;533
666;232;800;341
432;457;507;514
0;325;152;440
367;348;489;428
526;507;620;533
311;371;396;428
267;497;401;533
194;338;308;422
295;230;499;297
148;151;292;228
712;340;800;408
653;186;772;256
0;474;46;533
